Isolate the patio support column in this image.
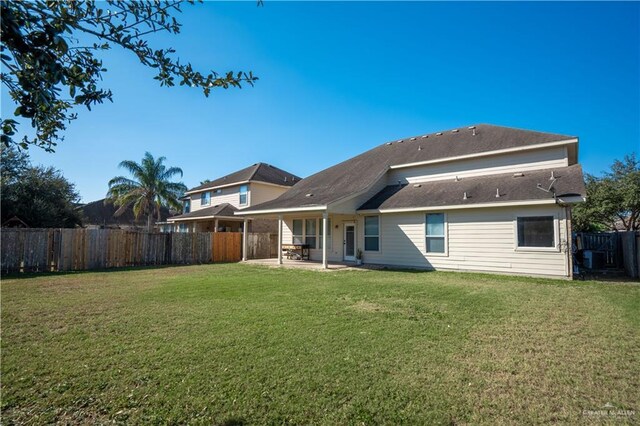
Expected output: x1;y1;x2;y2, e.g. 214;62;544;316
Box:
242;218;248;261
277;215;283;265
214;218;219;233
322;212;328;269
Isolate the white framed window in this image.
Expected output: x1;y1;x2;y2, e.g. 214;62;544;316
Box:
305;218;317;248
178;223;188;233
239;185;248;205
214;189;222;194
364;216;380;251
426;213;446;254
319;218;332;250
516;216;556;249
200;191;210;206
183;200;190;213
292;219;304;244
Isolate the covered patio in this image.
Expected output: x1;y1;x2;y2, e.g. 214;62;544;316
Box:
238;209;366;269
242;258;362;271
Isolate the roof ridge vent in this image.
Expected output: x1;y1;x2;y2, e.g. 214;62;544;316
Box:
513;172;524;177
397;140;403;143
452;129;459;133
410;137;416;141
421;135;428;139
436;132;443;136
413;183;422;188
305;193;313;197
386;142;392;146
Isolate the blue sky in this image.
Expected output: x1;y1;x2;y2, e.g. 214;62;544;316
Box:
4;1;639;202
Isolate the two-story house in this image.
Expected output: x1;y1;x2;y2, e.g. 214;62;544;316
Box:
166;163;301;233
237;124;586;278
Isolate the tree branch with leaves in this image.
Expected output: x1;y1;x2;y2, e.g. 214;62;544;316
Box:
572;153;640;232
1;0;258;151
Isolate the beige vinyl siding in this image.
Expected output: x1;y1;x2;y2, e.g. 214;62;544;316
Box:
189;185;243;211
249;183;290;207
358;205;570;278
212;185;244;208
388;146;569;184
188;182;290;212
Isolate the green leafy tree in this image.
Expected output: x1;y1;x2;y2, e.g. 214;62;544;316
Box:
107;152;187;230
1;0;258;151
572;153;640;232
1;146;82;227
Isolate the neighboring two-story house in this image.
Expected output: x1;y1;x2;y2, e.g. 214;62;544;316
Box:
166;163;301;233
237;124;586;278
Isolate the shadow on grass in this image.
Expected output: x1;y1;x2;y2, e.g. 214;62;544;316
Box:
0;263;220;280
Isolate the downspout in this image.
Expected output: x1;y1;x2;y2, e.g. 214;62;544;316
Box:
565;205;574;279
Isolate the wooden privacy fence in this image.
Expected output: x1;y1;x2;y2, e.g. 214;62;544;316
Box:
575;231;640;277
0;229;255;274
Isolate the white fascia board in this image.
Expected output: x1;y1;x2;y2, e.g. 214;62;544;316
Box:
250;181;297;189
234;205;327;216
167;215;242;222
358;199;557;214
389;139;579;170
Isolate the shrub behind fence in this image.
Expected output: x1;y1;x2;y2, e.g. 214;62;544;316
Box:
0;228;249;274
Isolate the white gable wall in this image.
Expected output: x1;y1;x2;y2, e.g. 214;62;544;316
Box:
388;146;569;185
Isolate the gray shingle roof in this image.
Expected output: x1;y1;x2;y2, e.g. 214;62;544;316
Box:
167;203;238;221
80;198;171;226
188;163;301;193
358;164;585;211
240;124;576;212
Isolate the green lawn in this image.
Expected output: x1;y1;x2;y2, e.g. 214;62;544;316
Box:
2;265;639;424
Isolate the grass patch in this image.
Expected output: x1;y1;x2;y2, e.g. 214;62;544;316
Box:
2;264;639;424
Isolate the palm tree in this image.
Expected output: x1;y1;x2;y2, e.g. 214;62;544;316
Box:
107;152;187;231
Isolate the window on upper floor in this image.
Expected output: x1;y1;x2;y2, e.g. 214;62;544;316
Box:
183;200;190;213
239;185;248;205
201;191;210;206
516;216;555;248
